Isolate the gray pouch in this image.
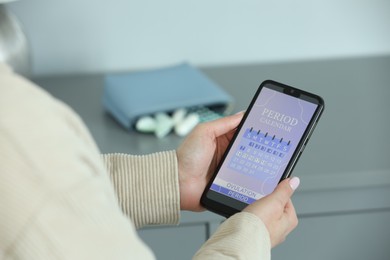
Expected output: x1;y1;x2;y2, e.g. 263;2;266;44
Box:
103;63;234;129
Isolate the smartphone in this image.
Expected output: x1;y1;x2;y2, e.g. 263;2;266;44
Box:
201;80;324;217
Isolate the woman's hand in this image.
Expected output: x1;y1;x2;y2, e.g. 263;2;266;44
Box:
244;177;300;248
176;112;244;212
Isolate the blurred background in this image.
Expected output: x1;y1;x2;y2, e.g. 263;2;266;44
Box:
5;0;390;76
2;0;390;259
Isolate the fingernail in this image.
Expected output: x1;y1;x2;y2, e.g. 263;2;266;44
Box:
234;110;245;115
289;177;300;190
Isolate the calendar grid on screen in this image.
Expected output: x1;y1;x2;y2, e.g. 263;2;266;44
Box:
228;127;292;178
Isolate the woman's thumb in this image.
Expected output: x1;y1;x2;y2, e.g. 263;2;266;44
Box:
270;177;300;205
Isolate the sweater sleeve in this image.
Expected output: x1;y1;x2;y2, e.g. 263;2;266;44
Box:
193;212;271;260
0;67;156;259
101;152;181;228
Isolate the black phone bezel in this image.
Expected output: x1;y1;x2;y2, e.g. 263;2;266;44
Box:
200;80;325;218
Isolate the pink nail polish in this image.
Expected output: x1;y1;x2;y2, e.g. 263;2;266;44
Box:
289;177;300;190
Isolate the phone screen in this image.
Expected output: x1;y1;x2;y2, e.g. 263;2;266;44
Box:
206;82;321;206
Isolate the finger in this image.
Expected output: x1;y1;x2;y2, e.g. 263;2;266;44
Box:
285;199;298;227
205;111;244;137
270;177;300;206
284;199;298;232
284;199;296;215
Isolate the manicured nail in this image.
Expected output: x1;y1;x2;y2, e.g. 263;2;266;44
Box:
289;177;300;190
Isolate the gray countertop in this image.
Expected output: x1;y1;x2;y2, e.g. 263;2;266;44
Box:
34;55;390;194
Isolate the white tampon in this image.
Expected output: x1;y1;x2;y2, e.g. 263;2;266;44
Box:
174;113;200;136
172;108;187;125
155;112;174;138
135;116;157;133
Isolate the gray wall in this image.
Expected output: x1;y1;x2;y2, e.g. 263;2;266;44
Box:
7;0;390;76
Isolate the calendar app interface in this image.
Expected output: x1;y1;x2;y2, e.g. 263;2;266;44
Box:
210;86;318;204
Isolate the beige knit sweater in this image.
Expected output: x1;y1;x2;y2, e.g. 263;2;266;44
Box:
0;63;270;259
